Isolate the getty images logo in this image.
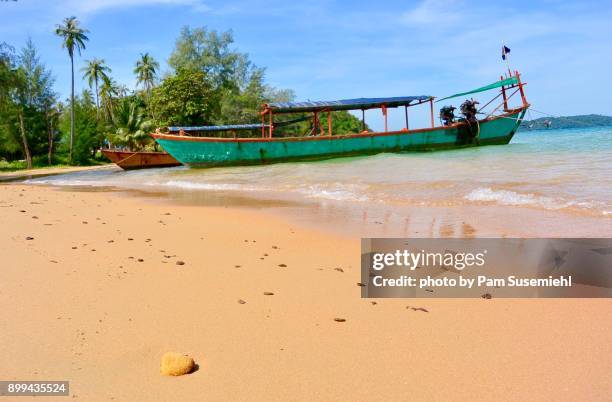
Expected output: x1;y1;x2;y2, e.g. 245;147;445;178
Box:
371;248;488;271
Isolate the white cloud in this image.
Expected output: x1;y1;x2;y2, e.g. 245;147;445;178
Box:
70;0;210;16
401;0;461;25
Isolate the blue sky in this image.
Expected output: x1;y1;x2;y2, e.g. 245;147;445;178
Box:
1;0;611;130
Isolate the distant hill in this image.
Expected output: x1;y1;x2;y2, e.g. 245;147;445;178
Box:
519;114;612;131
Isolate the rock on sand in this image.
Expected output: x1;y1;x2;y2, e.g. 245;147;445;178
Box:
160;352;195;376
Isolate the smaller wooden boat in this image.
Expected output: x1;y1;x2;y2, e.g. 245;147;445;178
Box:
101;149;181;170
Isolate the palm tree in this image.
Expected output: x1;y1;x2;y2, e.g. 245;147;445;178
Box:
108;98;153;151
134;53;159;98
99;76;119;123
81;58;110;120
55;16;88;164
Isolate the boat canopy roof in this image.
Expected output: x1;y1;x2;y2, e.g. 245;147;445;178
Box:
436;76;519;102
168;123;267;132
265;95;432;113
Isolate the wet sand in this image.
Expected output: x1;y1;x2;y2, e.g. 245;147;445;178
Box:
1;183;611;401
0;164;115;183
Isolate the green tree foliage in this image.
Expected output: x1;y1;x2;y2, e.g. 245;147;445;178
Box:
520;114;612;131
167;26;292;126
81;58;111;119
0;40;57;168
149;68;217;127
134;53;159;98
0;43;21;159
1;24;371;170
99;76;119;123
277;111;368;137
165;25;365;134
108;96;154;151
58;90;99;165
168;27;249;91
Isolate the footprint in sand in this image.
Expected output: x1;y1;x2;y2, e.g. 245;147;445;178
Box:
407;306;429;313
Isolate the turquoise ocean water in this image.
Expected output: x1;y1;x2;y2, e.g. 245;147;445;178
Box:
26;127;612;224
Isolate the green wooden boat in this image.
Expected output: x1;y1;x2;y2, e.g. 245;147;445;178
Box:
152;73;529;168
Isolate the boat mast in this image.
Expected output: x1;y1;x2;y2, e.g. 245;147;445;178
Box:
361;110;365;132
429;98;435;128
515;70;528;108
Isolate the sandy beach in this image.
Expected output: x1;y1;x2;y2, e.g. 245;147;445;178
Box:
1;182;611;401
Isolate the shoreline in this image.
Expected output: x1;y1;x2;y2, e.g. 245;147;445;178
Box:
1;183;611;400
17;179;612;239
0;164;116;183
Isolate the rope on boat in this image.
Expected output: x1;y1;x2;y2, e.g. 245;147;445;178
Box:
465;118;480;142
114;151;140;166
527;108;598;128
476;112;520;122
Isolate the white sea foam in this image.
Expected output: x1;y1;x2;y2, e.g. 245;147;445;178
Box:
147;180;254;192
464;187;598;211
24;178;98;186
295;184;370;202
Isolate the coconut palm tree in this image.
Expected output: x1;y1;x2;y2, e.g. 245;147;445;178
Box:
99;76;119;123
55;16;88;164
134;53;159;98
81;58;110;120
108;98;153;151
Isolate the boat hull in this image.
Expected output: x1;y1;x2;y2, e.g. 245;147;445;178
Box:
153;108;526;168
101;149;181;170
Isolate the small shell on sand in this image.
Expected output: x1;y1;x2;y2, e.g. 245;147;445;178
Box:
160;352;195;376
263;292;274;296
334;318;346;322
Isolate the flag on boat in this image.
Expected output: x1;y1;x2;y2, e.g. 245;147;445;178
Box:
502;45;511;60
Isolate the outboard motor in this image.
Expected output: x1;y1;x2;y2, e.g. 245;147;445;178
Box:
460;99;479;124
459;98;480;139
439;106;456;126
